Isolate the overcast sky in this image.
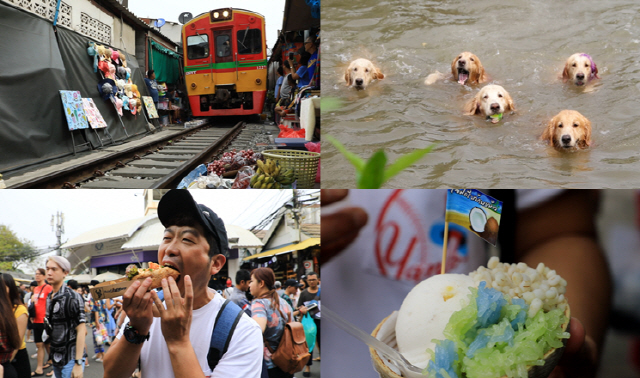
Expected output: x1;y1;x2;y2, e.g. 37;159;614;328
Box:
128;0;286;51
0;190;316;254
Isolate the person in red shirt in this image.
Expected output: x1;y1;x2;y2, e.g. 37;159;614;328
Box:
31;268;52;376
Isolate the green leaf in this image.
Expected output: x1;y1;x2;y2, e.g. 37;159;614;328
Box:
321;97;343;112
358;150;387;188
325;135;366;172
383;144;436;182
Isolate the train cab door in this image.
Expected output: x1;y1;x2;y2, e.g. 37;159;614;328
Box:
185;31;213;94
213;30;233;82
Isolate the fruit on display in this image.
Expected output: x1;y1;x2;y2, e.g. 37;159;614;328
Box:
250;158;296;189
207;149;262;176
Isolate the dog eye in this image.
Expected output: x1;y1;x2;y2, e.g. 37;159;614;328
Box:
354;68;357;71
558;123;563;128
498;93;503;98
572;63;576;67
573;123;579;128
585;63;589;67
470;58;474;61
458;56;462;59
365;69;369;72
483;95;489;99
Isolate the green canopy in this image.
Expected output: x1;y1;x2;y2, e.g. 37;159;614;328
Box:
148;40;181;84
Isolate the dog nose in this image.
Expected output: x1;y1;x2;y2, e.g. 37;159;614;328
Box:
576;73;585;80
561;135;571;144
490;103;500;111
355;78;363;86
458;59;466;67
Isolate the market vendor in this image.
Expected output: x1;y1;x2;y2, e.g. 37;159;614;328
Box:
144;70;159;109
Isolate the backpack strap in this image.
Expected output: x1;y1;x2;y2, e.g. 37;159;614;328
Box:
207;299;243;371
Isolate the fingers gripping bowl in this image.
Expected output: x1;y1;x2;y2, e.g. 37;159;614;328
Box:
370;258;570;378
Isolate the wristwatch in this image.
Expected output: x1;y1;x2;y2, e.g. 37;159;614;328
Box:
124;323;150;344
74;359;84;366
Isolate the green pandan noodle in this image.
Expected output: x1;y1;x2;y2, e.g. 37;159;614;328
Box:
427;287;569;378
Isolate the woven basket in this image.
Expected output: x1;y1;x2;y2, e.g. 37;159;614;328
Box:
261;149;320;189
370;307;570;378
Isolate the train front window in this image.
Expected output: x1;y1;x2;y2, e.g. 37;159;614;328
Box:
216;35;231;58
187;35;209;59
237;29;262;55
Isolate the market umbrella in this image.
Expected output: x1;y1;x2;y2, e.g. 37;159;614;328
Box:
93;271;124;282
66;274;93;284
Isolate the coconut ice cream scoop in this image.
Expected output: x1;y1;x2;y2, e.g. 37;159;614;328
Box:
395;273;475;369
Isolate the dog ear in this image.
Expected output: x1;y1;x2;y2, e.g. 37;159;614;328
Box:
374;68;385;80
474;56;487;84
541;116;557;145
562;62;570;83
505;91;516;112
451;55;459;79
581;114;592;147
463;96;480;115
592;61;600;80
344;68;352;86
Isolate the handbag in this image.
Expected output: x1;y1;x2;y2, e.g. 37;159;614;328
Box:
266;306;310;374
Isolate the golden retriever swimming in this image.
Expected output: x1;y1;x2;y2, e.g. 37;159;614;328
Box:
463;84;515;123
425;52;488;86
344;58;384;90
541;110;592;149
562;53;599;86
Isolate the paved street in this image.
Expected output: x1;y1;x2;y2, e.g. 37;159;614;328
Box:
24;333;320;378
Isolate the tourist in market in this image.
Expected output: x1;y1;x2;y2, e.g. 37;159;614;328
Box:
103;189;263;378
44;256;86;378
3;274;30;378
0;276;21;378
249;267;294;378
228;269;252;316
30;269;51;377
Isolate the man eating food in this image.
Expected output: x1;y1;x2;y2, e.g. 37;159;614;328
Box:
103;190;263;378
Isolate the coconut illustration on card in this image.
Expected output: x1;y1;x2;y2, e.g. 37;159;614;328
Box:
445;189;502;246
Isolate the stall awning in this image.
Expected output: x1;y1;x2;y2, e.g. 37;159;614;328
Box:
149;39;181;84
243;238;320;261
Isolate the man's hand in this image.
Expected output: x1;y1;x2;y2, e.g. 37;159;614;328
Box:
320;189;368;264
550;317;598;378
122;277;155;335
298;305;308;316
151;276;193;345
71;363;83;378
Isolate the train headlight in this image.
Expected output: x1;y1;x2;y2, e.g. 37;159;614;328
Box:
191;83;197;89
255;79;262;85
210;8;232;22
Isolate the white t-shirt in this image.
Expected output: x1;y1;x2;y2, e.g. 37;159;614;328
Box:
117;291;263;378
323;189;562;378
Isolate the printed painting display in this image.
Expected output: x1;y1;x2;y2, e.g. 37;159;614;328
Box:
81;98;108;129
142;96;159;118
60;91;89;131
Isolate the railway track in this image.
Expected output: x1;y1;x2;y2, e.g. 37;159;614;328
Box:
10;120;279;189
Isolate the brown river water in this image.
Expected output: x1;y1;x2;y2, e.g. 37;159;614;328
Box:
321;0;640;188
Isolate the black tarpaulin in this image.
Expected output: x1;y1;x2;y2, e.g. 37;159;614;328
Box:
0;3;155;173
0;3;74;172
282;0;320;32
56;27;150;145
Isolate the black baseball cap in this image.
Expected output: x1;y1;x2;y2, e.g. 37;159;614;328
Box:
283;279;302;288
158;190;228;257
